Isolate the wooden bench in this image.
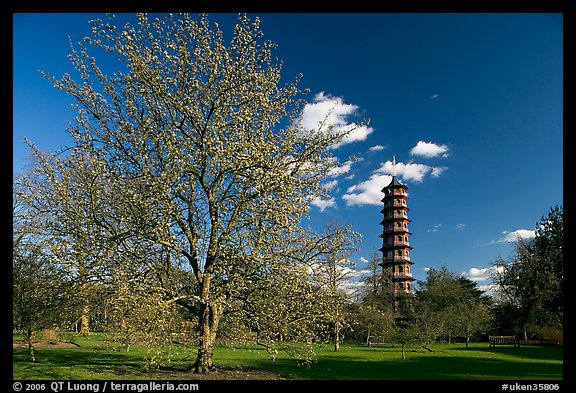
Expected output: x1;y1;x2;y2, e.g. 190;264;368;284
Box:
366;335;394;347
489;335;520;348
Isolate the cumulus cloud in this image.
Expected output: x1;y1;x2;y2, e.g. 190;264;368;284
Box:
300;92;374;149
368;145;385;152
375;160;443;183
340;266;374;297
459;266;510;298
323;179;339;191
310;197;336;212
342;159;447;207
431;166;447;177
342;173;391;206
463;267;494;282
410;141;450;158
328;159;355;177
497;229;536;243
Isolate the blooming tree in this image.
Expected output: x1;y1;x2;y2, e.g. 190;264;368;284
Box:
28;13;364;372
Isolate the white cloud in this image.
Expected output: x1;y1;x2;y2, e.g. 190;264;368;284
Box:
375;160;435;183
410;141;450;158
342;173;391;206
460;266;505;297
368;145;385;152
431;166;447;177
310;197;336;212
430;93;439;100
359;257;369;263
479;283;500;298
338;125;374;148
342;159;447;207
300;92;374;149
328;159;355;177
456;223;467;229
463;267;494;282
427;224;442;233
323;179;339;191
497;229;536;243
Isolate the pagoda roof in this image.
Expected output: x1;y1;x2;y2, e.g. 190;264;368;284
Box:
387;175;405;187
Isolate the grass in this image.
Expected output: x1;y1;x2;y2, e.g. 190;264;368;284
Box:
13;333;563;380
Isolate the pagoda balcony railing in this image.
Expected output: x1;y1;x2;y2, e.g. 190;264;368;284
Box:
383;201;408;207
384;214;409;219
382;228;411;234
393;272;413;278
382;241;411;247
381;257;412;264
388;255;410;261
382;203;408;209
384;191;406;196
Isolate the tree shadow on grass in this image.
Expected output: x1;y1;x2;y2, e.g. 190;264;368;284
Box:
13;347;150;379
247;346;563;380
470;344;564;361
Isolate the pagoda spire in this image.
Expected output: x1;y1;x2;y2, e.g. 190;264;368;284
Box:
392;155;396;176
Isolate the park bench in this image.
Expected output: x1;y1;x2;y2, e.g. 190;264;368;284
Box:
489;335;520;348
366;335;394;347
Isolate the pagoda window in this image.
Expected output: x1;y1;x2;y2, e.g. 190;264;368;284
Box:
398;266;404;273
397;251;402;257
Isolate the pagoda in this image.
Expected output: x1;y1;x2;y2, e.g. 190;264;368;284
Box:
379;156;416;299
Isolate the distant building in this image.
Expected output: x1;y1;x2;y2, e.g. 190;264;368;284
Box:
379;156;416;307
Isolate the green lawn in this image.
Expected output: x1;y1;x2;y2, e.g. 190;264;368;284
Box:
13;334;563;380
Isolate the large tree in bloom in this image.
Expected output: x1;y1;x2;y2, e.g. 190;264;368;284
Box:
28;13;363;373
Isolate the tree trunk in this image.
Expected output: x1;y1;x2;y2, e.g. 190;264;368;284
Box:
26;327;35;362
523;326;528;341
465;335;470;349
365;326;372;346
79;305;90;336
193;273;223;373
401;343;405;360
334;326;340;352
193;302;222;373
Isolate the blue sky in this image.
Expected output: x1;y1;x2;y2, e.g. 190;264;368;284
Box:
13;13;563;293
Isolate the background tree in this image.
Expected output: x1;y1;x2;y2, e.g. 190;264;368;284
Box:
450;300;491;348
414;266;490;348
13;184;74;361
29;13;364;373
17;151;116;336
349;252;395;344
312;223;360;351
492;205;563;341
